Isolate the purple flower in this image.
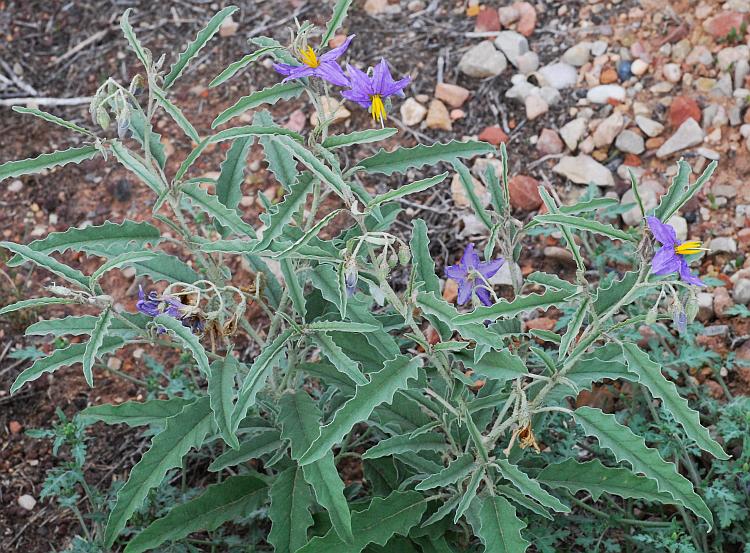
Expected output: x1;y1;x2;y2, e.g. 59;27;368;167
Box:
273;35;354;87
341;59;411;124
646;216;705;287
137;286;188;320
445;244;504;306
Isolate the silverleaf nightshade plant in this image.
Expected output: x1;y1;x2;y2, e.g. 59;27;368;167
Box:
0;3;730;552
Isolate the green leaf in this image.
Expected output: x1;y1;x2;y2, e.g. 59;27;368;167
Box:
368;172;448;208
12;106;93;136
163;6;239;88
212;82;306;127
232;329;293;431
208;429;283;471
130;253;200;284
357;140;495;176
452;161;492;229
363;432;446;459
654;160;717;222
111;140;166;195
124;474;267;553
307;321;379;333
268;466;315;553
534;214;633;242
454;469;484;523
453;289;573;325
215;135;253;213
593;271;639;315
254;173;316;251
0;145;98;182
104;397;215;546
537;458;676;504
271;209;342;258
11;338;124;394
415;292;499;350
181;182;256;238
129;109;167;170
574;406;713;528
209;46;281;88
525;271;577;294
494;459;569;514
279;391;353;543
470;495;529;553
208;357;239;450
281;259;306;318
454;349;526;383
415;453;475;491
0;297;75;316
311;331;368;386
154;315;210;376
559;297;588;360
537;188;584;270
621;344;728;459
323;128;397;150
255;110;299;190
410;220;451;339
82;307;114;387
7;220;162;267
321;0;353;45
89;251;157;289
120;9;150;67
298;356;420;465
152;85;201;143
79;398;196;427
26;313;147;339
0;241;90;289
296;491;428;553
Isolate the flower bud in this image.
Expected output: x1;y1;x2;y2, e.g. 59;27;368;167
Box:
672;304;688;335
96;106;110;130
645;303;658;325
387;252;398;268
398;244;411;266
685;290;699;323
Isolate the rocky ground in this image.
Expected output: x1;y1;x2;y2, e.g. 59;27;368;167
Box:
1;0;750;549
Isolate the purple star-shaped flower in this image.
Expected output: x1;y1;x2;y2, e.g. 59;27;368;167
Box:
273;35;354;87
341;59;411;124
136;285;188;320
445;244;504;306
647;216;705;287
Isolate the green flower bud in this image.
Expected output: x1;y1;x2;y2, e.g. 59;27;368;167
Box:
96;106;110;130
398;244;411;266
387;252;398;268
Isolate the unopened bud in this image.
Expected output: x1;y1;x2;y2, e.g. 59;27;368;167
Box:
398;244;411;266
96;106;110;130
387;253;398;268
645;304;658;325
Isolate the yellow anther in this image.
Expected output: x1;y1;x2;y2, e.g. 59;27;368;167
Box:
674;241;707;256
299;46;319;68
370;95;387;124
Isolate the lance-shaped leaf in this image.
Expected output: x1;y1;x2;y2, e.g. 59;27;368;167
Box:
129;110;167;169
0;145;98;182
181;183;256;238
363;432;446;459
82;307;114;387
622;344;728;459
357;140;495;176
279;391;353;543
574;406;713;528
296;491;428;553
537;458;677;503
215;135;252;213
323;127;397;150
311;331;367;386
231;329;293;430
89;251;157;289
321;0;353;44
298;356;420;465
104;397;215;546
12;106;94;137
80;398;196;427
593;270;640;315
152;85;200;143
10;338;124;394
453;289;574;325
368;172;449;208
416;292;500;350
130;253;200;284
1;241;90;289
534;214;633;242
306;321;379;333
208;429;282;472
208;357;239;450
255;110;298;190
454;349;526;383
154;315;209;376
525;271;578;294
0;297;75;316
495;459;569;514
212;82;305;127
111;140;166;195
254;173;316;251
452;161;492;229
415;453;475;491
124;474;267;553
163;6;238;88
268;466;315;553
559;297;588;360
469;495;529;553
411;220;451;339
120;9;150;67
27;313;147;339
271;209;341;258
209;46;281;88
655;160;717;222
7;220;161;267
454;469;484;523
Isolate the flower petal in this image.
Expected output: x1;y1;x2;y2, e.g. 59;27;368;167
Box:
372;58;392;95
279;65;317;82
651;245;680;275
477;257;505;280
319;34;355;62
460;243;480;271
315;61;350;87
646;216;677;246
345;64;373;96
475;286;493;307
445;264;467;281
381;75;411;98
272;62;296;76
457;280;473;305
678;258;705;286
341;89;371;109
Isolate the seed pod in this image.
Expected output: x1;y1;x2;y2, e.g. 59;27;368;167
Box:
398;244;411;266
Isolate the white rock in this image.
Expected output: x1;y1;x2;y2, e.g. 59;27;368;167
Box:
615;129;645;154
735;59;749;90
591;40;608;56
538;63;578;89
516;51;540;74
667;215;688;242
630;59;649;76
525;95;549;120
8;179;23;193
593;111;625;148
459;42;507;78
656;118;705;158
553;155;615;187
18;495;36;511
505;80;539;101
662;63;682;83
587;84;626;104
733;279;750;305
708;237;737;254
696;292;715;322
400;98;427;126
562;42;591;66
635;115;664;137
686;45;713;65
488;262;514;286
494;31;529;68
560;118;587;151
539;86;562;106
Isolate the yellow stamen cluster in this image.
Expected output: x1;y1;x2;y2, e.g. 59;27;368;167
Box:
299;46;320;68
370;95;387;124
674;241;706;256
